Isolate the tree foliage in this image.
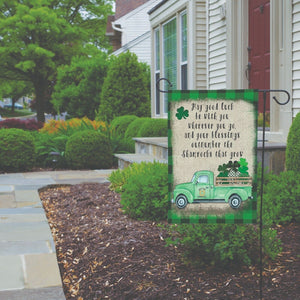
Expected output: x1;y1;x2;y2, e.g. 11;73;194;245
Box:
0;80;33;112
52;50;108;119
97;52;151;122
0;0;112;122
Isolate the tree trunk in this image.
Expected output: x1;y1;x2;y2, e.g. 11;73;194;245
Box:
34;80;47;123
12;97;18;113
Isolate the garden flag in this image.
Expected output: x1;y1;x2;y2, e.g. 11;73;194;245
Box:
168;90;258;224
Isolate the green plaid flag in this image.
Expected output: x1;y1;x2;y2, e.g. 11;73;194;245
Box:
168;90;258;224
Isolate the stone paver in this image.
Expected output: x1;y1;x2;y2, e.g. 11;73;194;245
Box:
0;255;24;291
24;253;62;289
14;190;41;203
0;169;113;299
0;241;52;256
0;185;14;193
0;222;52;241
0;194;16;208
0;287;65;300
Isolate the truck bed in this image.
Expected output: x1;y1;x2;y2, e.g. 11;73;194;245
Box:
215;177;252;186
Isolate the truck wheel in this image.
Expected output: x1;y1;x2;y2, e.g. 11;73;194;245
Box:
175;194;188;209
229;194;242;209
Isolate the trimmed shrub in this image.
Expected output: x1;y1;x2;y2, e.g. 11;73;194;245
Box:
286;112;300;172
260;170;300;224
0;128;35;172
65;130;112;169
123;117;151;152
110;115;138;137
109;115;139;155
125;117;150;139
166;224;281;269
0;118;43;131
118;162;168;221
109;162;152;193
137;118;168;137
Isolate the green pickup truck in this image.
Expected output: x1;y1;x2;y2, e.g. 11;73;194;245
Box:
173;170;253;209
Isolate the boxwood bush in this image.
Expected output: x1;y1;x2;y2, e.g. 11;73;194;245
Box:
123;117;151;152
166;224;281;269
110;162;168;221
286;112;300;172
124;117;151;139
260;170;300;224
65;130;112;169
0;128;36;172
109;115;139;154
110;115;138;137
109;162;152;193
137;118;168;137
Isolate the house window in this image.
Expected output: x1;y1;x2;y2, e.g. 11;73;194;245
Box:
163;17;177;114
154;28;160;115
153;10;188;116
180;11;188;90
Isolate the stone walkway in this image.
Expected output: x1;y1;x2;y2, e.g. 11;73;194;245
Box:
0;169;113;300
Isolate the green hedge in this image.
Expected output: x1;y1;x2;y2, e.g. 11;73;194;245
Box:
137;118;167;137
260;170;300;224
110;115;138;137
65;130;112;169
286;112;300;172
123;117;150;152
0;128;35;172
109;162;168;221
166;224;281;268
125;117;150;139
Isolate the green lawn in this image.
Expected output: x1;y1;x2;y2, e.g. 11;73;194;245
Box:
0;107;36;118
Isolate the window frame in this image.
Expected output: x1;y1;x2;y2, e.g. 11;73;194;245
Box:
180;10;188;90
162;16;177;115
154;27;161;116
153;9;188;117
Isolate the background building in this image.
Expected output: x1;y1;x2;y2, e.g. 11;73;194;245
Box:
149;0;297;146
106;0;161;65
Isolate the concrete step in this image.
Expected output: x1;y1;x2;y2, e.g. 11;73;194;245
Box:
134;137;168;160
114;153;167;169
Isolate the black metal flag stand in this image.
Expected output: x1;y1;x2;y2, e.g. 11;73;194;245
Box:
257;89;290;300
157;78;291;300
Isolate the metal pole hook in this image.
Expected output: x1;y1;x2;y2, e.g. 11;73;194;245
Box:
258;89;291;106
156;78;173;93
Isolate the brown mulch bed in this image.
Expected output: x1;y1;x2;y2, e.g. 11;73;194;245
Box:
39;182;300;300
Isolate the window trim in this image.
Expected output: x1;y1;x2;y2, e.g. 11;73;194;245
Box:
162;16;177;115
154;27;161;116
180;10;188;89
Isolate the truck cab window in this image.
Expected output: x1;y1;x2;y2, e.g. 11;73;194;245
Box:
197;175;208;184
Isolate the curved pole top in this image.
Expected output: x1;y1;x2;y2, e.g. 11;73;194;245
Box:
155;79;291;106
258;89;290;106
156;78;172;93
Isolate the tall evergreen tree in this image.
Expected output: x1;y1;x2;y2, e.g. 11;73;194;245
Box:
97;52;151;122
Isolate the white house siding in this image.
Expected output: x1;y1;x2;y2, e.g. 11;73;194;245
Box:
112;0;161;64
112;32;151;65
207;0;227;89
293;0;300;117
195;1;207;89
